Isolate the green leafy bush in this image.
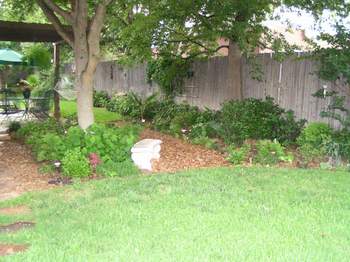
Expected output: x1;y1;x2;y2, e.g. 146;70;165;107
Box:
191;136;217;149
332;130;350;160
16;121;140;178
83;124;139;163
93;90;110;108
62;148;91;178
107;92;161;121
255;140;292;165
297;122;333;161
227;143;251;165
34;133;66;161
8;121;21;133
106;94;140;118
220;97;306;145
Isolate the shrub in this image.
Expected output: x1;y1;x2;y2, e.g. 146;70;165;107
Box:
227;143;251;165
169;110;200;137
220;97;306;145
106;93;140;118
93;90;110;108
83;124;139;163
297;122;333;161
191;136;217;149
152;99;180;131
8;121;21;133
255;140;292;165
34;133;66;161
332;129;350;160
61;148;91;178
16;121;140;176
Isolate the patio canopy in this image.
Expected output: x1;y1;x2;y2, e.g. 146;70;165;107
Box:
0;20;71;42
0;49;23;65
0;20;70;120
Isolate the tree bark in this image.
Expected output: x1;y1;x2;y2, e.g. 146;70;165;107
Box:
228;40;243;100
76;71;94;129
37;0;110;129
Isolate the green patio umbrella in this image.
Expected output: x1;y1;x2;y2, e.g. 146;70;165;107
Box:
0;48;23;65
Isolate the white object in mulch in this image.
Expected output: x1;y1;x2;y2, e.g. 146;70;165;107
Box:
131;139;162;171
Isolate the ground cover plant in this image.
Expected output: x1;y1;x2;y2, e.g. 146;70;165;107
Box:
0;167;349;261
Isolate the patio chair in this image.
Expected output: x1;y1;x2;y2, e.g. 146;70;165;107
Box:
28;91;52;120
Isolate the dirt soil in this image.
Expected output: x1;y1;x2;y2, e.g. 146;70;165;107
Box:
140;129;229;173
0;222;35;233
0;141;56;201
0;244;28;256
0;206;31;216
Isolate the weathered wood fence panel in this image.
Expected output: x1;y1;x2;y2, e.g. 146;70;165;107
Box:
64;54;349;126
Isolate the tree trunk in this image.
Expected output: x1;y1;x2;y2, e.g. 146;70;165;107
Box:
228;40;243;100
76;71;94;129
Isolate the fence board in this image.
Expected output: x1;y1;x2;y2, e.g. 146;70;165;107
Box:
64;54;349;127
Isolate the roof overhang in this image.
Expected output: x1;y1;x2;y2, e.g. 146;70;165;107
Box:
0;20;71;43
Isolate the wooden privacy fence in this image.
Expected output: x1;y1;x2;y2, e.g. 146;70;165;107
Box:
64;53;349;126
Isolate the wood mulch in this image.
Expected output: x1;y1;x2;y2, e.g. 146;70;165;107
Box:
0;141;56;201
139;129;230;173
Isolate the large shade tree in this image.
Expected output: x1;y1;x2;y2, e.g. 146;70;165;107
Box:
4;0;113;129
3;0;348;128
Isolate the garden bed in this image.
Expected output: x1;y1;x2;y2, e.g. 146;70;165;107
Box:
0;141;56;201
140;129;229;173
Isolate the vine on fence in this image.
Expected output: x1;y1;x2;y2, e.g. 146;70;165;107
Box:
146;56;193;97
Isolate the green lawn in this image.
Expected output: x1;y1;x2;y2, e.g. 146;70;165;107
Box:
59;100;121;123
1;167;350;261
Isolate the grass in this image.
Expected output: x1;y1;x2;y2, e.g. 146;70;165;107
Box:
59;100;121;123
1;167;350;261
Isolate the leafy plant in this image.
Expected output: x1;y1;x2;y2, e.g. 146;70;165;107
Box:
147;57;192;96
61;148;91;178
297;122;333;162
255;140;292;165
313;88;350;131
191;136;217;149
227;143;251;165
93;90;110;108
8;121;21;133
220;97;306;145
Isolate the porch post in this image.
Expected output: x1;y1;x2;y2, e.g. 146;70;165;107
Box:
53;42;61;120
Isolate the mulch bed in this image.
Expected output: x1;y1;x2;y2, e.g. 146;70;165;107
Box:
0;141;56;201
140;129;230;173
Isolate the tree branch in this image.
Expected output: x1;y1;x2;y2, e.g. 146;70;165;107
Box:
87;0;112;50
43;0;73;23
37;0;74;47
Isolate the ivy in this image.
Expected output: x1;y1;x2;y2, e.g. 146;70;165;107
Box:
146;56;192;97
